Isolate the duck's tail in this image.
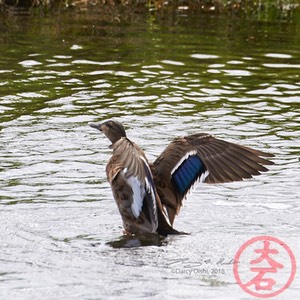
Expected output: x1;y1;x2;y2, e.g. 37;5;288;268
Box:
156;206;188;236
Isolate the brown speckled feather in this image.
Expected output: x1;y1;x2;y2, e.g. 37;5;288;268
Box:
186;134;273;183
152;133;274;225
108;138;146;182
106;137;158;234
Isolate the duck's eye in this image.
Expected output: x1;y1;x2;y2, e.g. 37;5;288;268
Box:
106;121;113;128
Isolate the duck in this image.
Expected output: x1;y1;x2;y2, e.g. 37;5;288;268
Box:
89;119;274;236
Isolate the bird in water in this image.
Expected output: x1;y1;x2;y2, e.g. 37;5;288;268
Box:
89;120;274;236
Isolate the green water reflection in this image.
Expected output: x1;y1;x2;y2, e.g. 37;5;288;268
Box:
1;15;300;123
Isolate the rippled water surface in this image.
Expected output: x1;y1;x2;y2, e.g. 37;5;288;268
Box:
1;14;300;299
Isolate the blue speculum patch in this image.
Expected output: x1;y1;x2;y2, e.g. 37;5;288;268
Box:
172;155;205;194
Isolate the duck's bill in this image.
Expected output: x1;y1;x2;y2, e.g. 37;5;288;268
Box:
88;122;102;131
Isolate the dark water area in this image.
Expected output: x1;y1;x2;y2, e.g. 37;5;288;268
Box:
0;13;299;299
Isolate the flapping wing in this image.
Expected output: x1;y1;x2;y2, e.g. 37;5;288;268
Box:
152;133;274;224
186;133;274;184
107;138;158;233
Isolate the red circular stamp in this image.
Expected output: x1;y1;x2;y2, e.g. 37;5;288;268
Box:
233;236;296;298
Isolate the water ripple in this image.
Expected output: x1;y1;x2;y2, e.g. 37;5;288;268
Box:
1;16;300;299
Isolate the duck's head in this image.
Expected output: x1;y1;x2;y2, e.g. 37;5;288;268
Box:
89;119;126;144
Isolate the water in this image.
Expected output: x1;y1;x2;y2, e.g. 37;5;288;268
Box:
0;13;300;299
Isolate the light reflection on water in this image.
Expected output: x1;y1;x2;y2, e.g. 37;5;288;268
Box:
0;14;300;299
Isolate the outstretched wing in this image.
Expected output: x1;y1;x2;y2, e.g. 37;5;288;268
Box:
107;138;158;233
152;133;274;224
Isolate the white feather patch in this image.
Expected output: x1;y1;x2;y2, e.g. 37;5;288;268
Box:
200;170;210;183
126;175;145;218
171;150;197;175
162;205;172;226
145;177;157;222
140;156;157;223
